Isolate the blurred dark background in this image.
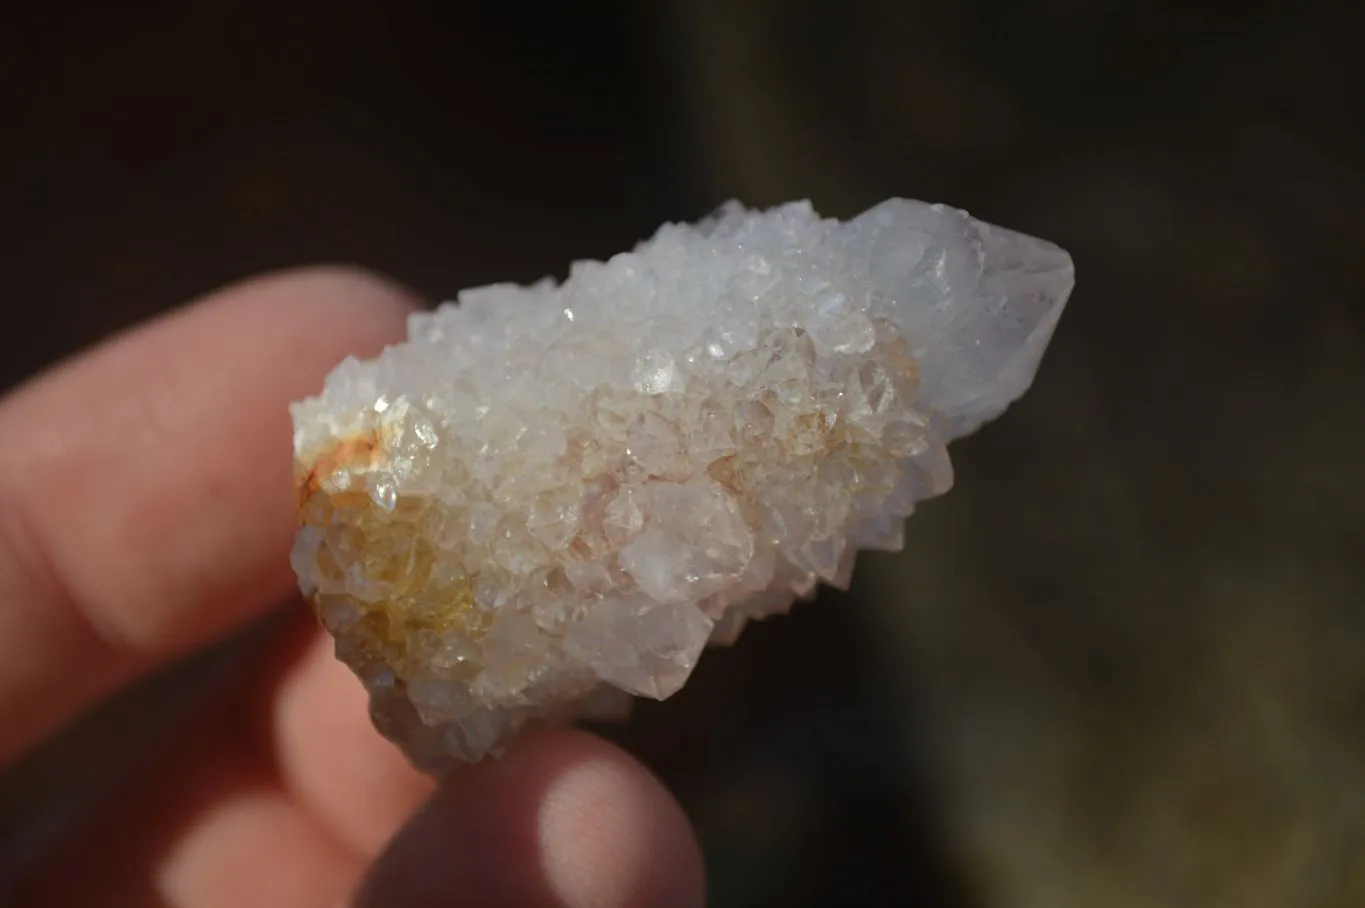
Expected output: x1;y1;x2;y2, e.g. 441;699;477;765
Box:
3;1;1365;905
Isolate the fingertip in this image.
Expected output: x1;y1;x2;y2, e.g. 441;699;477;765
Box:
537;739;706;908
268;623;436;857
202;264;421;369
355;729;705;908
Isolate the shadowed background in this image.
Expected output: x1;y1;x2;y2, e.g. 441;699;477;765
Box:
3;2;1364;906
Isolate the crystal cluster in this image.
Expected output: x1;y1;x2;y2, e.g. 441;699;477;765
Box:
290;199;1074;771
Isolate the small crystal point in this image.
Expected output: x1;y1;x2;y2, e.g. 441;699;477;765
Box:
290;198;1073;769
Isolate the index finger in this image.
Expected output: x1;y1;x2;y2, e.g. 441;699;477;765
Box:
0;267;416;763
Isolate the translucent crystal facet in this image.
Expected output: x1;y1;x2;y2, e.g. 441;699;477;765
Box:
290;199;1074;771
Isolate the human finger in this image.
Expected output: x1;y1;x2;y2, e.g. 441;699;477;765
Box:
355;728;706;908
255;614;436;857
4;692;362;908
0;266;416;762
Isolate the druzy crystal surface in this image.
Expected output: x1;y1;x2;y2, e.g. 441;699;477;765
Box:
290;199;1074;771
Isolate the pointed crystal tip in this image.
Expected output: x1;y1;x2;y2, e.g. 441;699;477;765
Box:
846;198;1075;437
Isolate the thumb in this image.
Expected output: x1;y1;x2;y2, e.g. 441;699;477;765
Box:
353;728;705;908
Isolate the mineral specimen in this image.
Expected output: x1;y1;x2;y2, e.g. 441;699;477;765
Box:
290;198;1074;771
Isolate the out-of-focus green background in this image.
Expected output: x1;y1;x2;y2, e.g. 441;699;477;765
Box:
3;2;1364;905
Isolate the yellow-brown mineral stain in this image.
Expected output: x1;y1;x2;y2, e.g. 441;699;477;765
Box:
294;432;488;676
294;430;384;512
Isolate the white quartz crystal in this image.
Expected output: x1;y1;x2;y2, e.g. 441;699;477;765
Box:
290;199;1074;771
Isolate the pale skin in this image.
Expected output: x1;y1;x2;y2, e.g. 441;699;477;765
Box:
0;268;706;908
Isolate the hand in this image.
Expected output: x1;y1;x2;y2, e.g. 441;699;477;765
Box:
0;269;705;908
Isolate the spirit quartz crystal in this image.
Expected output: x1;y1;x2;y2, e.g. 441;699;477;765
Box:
290;199;1075;771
